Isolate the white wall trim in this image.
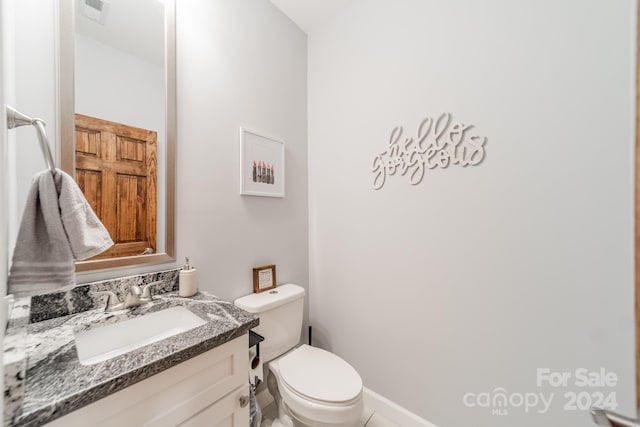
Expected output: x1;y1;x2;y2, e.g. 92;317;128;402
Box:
363;387;438;427
257;385;438;427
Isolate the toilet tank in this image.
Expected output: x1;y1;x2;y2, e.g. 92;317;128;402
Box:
234;284;305;363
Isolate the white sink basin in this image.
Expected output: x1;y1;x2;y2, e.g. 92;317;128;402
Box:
75;306;207;365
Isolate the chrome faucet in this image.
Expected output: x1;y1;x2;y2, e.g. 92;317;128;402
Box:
95;290;123;312
95;281;163;312
124;284;142;308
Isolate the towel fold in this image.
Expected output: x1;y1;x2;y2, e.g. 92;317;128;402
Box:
8;169;113;297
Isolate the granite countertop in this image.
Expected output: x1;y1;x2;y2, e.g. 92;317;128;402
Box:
4;287;258;427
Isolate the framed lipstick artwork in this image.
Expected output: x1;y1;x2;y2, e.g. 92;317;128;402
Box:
239;127;285;197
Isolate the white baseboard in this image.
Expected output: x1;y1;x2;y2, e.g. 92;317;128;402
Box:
256;384;436;427
363;387;438;427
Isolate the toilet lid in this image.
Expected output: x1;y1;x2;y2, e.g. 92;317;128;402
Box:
279;345;362;403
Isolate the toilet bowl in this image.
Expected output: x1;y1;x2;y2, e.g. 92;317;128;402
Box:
268;345;364;427
234;284;364;427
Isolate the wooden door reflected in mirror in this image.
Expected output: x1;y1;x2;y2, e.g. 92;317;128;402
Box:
75;114;157;259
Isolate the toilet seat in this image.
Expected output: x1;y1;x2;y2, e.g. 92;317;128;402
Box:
269;345;364;426
279;345;362;403
278;377;364;427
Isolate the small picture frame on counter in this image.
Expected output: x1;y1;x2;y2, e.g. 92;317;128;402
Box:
253;264;276;293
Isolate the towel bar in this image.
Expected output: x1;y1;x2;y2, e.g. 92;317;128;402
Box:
591;408;640;427
6;105;56;174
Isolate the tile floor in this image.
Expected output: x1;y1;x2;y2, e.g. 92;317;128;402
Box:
260;403;400;427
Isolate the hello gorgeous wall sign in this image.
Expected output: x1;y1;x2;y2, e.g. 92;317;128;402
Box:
372;112;487;190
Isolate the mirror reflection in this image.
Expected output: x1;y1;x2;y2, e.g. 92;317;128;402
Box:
62;0;175;268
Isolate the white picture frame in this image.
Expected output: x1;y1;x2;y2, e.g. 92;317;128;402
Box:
239;127;285;197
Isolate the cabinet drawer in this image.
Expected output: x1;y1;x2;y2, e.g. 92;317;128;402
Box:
45;334;248;427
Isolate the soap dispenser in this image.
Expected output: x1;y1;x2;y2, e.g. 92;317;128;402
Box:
179;257;198;297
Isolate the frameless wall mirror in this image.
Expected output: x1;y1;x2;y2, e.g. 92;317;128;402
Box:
58;0;176;272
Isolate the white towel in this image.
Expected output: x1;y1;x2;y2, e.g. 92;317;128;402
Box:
8;169;113;297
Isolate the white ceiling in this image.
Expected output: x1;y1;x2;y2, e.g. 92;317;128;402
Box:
75;0;350;64
269;0;354;34
76;0;165;66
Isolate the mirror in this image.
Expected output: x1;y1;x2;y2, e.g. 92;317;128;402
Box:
58;0;176;272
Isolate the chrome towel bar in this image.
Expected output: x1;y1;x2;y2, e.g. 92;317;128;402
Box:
592;408;640;427
6;105;56;174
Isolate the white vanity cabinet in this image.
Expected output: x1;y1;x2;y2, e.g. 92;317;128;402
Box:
45;335;250;427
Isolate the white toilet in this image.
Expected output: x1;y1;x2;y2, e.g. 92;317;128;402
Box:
235;284;364;427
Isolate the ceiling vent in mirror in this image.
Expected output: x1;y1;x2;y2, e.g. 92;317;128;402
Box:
78;0;110;25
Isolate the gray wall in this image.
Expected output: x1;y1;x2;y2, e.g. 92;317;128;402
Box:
1;0;9;419
175;0;309;306
307;0;636;426
6;0;57;256
1;0;8;306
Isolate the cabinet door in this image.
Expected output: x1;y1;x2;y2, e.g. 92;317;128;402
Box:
179;384;250;427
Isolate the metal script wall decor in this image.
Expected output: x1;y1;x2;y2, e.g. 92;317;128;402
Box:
372;112;487;190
